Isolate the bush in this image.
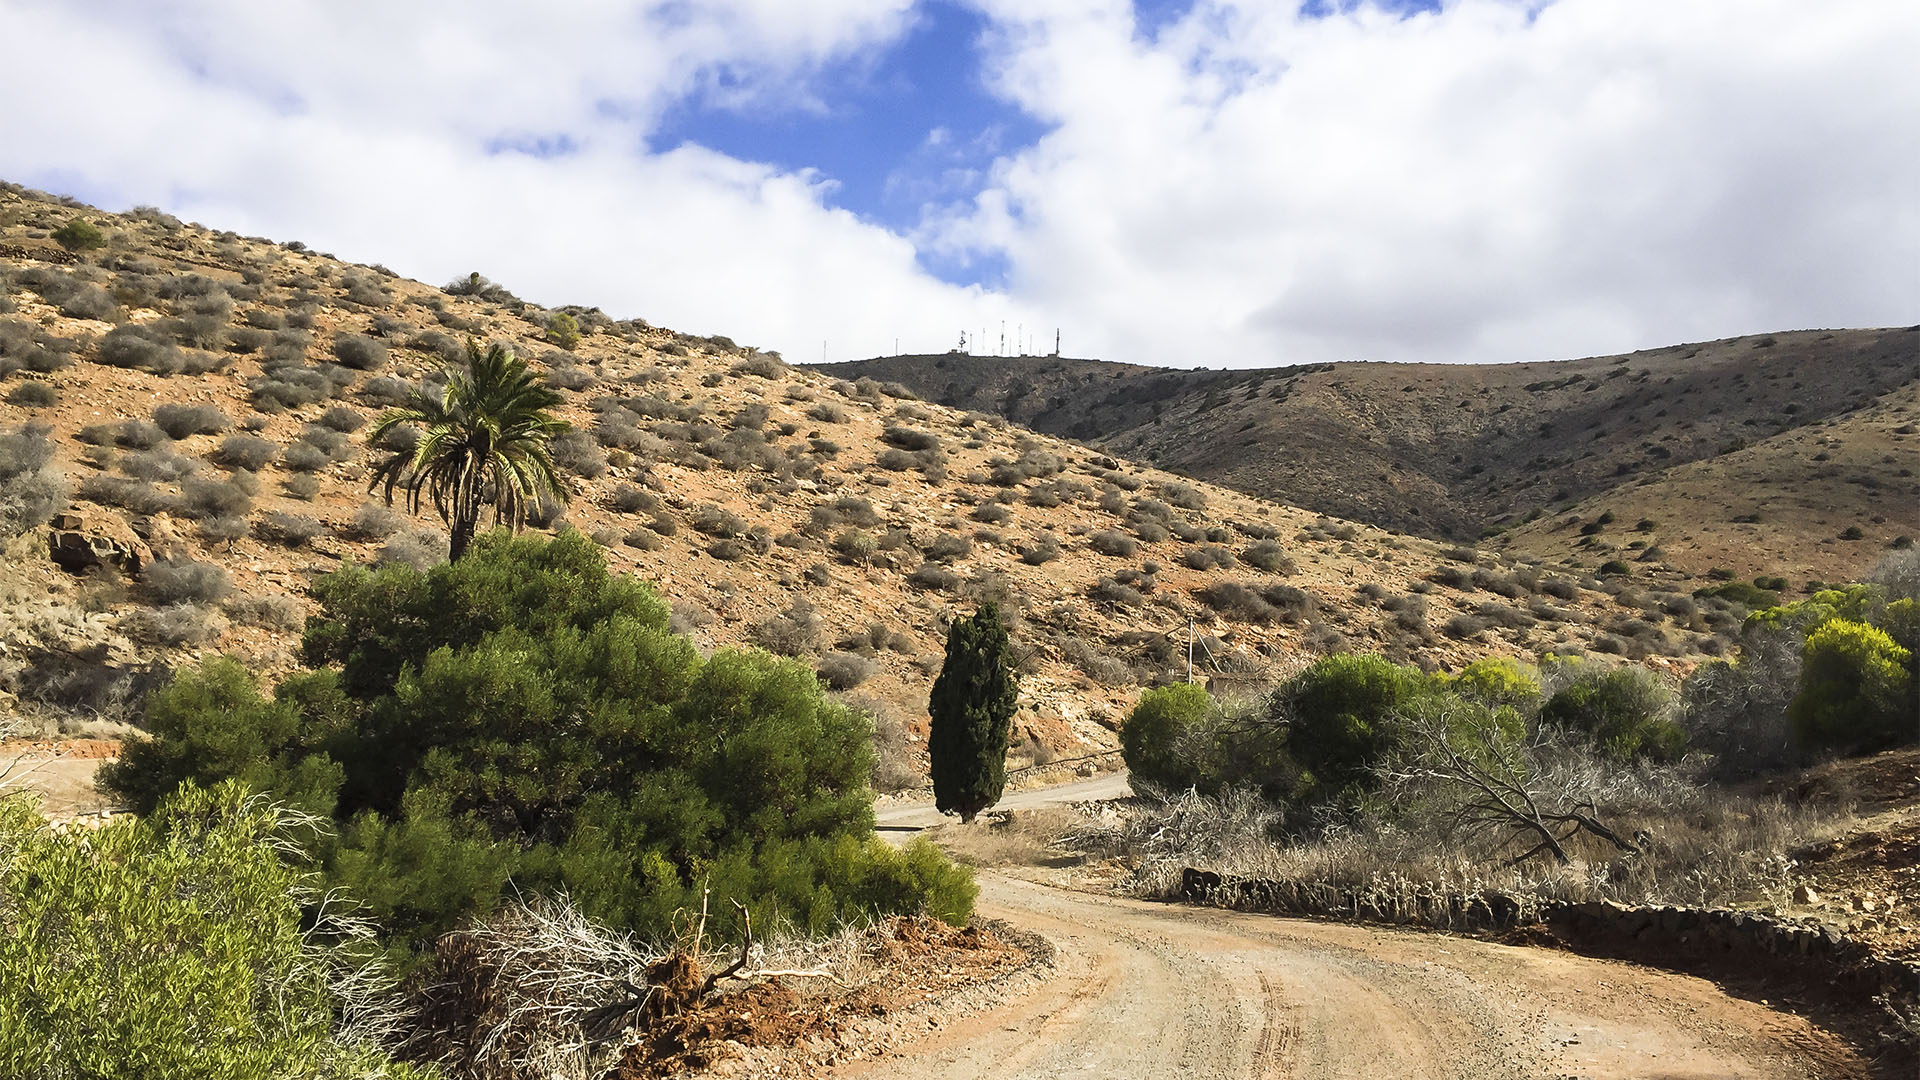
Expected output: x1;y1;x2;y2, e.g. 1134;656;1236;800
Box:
0;425;67;538
0;783;424;1079
315;406;366;433
1241;539;1295;574
1275;653;1438;797
58;285;120;322
152;403;230;439
51;216;106;251
226;592;304;631
123;602;226;646
4;381;56;408
1019;535;1061;565
282;442;331;473
378;528;449;570
1089;529;1137;557
1539;664;1685;763
544;312;581;350
254;510;322;546
96;324;184;375
1788;619;1912;754
548;430;607;479
211;434;276;471
925;532;972;563
1121;682;1212;791
817;651;876;690
102;532;969;947
146;559;232;605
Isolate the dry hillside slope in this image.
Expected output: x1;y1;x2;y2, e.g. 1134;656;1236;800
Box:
0;184;1752;777
818;330;1920;583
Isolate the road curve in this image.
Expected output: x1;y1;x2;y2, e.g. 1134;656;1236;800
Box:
830;872;1866;1080
873;771;1134;834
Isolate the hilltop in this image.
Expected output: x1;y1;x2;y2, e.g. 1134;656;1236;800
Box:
0;184;1755;781
818;331;1920;585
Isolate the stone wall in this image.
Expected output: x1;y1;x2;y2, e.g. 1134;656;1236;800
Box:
1180;868;1920;1006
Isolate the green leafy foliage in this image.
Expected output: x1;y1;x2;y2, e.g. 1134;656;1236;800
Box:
368;339;569;561
929;603;1019;823
1442;657;1543;711
1120;682;1212;791
1788;618;1913;754
544;311;582;350
1276;653;1439;797
0;782;427;1079
1539;663;1686;763
104;531;973;949
50;216;105;252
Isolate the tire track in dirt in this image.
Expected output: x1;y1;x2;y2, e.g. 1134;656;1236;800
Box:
831;873;1870;1080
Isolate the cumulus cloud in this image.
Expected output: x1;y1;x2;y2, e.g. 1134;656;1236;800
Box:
0;0;1044;360
0;0;1914;367
944;0;1920;364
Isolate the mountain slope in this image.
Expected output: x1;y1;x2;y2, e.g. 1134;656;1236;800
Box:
817;330;1920;580
0;183;1744;774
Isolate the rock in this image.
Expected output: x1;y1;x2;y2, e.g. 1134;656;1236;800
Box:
130;513;191;563
1792;884;1820;905
48;509;153;579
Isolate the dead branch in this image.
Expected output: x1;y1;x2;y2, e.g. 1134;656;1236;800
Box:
1383;703;1642;867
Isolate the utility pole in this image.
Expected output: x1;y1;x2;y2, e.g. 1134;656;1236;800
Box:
999;321;1005;357
1054;328;1060;356
1187;618;1195;682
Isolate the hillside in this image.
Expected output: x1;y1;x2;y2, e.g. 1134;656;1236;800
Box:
0;183;1749;780
817;331;1920;582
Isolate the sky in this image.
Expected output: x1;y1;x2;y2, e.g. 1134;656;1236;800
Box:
1;0;1915;367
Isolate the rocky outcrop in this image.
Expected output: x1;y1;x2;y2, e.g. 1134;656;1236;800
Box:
47;509;152;578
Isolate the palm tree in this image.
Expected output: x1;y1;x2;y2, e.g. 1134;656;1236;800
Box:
368;339;569;562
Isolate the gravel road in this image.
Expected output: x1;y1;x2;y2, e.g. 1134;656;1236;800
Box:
853;769;1866;1079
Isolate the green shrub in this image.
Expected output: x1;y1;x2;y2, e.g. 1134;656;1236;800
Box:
1443;657;1542;710
102;531;969;949
50;216;105;252
0;782;426;1079
1788;618;1912;754
544;312;581;350
1120;683;1212;791
1276;653;1437;797
1538;664;1685;762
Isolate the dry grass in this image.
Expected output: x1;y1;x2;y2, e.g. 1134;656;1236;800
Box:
925;807;1087;869
1084;774;1842;915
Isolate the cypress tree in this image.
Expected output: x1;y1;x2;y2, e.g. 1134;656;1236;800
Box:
929;603;1019;823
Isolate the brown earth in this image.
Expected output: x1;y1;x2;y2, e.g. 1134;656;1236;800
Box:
0;184;1735;772
817;328;1920;584
819;872;1871;1080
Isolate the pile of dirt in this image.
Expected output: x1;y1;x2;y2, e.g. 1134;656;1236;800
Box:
610;916;1032;1079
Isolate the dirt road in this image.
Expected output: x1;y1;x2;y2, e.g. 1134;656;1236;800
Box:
833;873;1864;1079
853;770;1866;1079
873;771;1134;835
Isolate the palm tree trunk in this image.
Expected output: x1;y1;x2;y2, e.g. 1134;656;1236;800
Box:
449;516;476;562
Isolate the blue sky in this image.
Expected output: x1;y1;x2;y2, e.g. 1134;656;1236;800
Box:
650;0;1044;287
0;0;1913;367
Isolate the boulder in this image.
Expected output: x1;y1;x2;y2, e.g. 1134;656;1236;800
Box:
48;509;153;578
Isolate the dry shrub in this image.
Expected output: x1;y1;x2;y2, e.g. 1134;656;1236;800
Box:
1086;740;1836;917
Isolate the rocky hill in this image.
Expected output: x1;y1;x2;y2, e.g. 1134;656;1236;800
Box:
0;183;1758;779
818;331;1920;584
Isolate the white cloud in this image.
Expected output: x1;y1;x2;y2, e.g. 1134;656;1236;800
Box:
947;0;1920;364
0;0;1914;366
0;0;1043;361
